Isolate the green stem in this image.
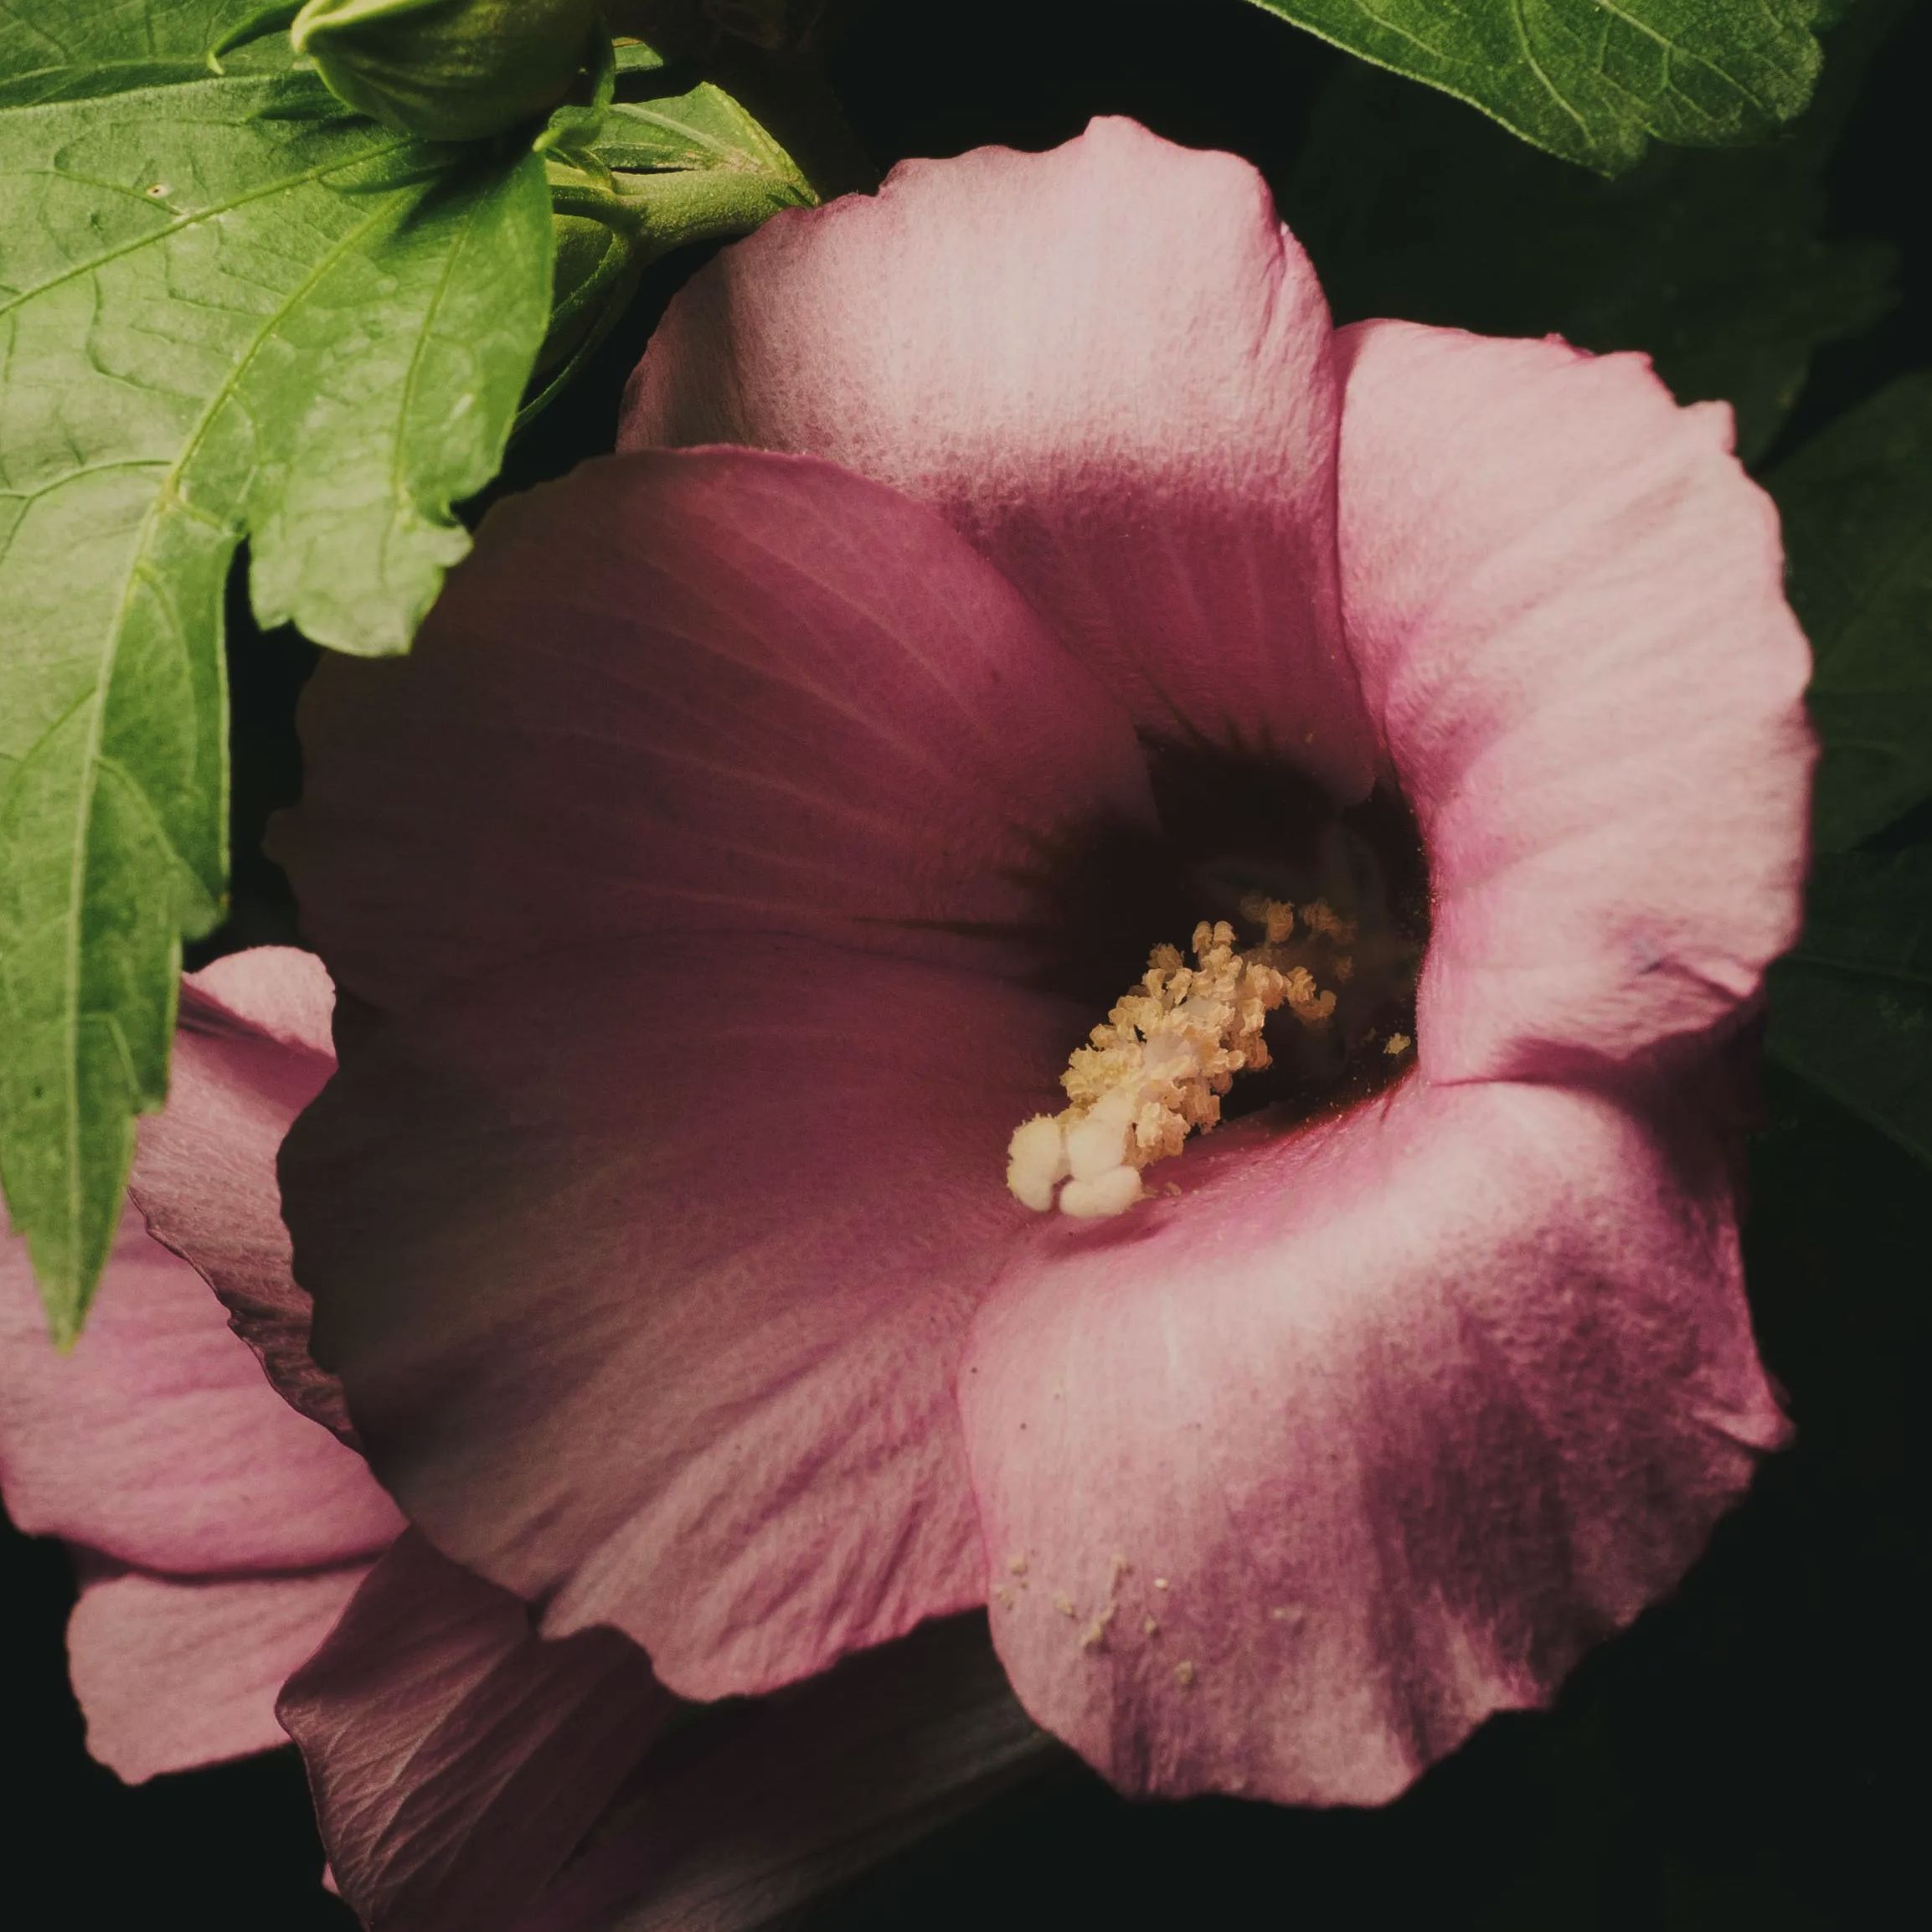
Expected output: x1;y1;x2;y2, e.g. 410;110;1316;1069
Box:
614;163;806;255
548;161;805;259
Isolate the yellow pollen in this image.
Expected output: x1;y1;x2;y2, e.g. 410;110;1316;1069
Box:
1384;1032;1412;1057
1006;899;1348;1218
1299;898;1358;944
1239;892;1297;945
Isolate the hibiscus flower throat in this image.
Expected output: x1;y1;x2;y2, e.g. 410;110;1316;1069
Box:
1007;764;1429;1219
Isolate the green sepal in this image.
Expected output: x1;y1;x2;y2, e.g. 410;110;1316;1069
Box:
518;58;815;424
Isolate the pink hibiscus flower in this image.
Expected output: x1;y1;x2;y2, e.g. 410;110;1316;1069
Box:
265;111;1809;1867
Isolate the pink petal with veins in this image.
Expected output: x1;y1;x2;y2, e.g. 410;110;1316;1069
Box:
281;1531;668;1932
70;1560;370;1783
1334;321;1813;1082
0;1200;393;1573
282;938;1075;1699
624;116;1374;795
274;450;1153;1019
960;1077;1785;1803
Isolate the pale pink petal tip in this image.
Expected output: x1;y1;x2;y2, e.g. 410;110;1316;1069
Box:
183;944;336;1057
71;1563;371;1783
134;946;364;1444
0;1200;392;1574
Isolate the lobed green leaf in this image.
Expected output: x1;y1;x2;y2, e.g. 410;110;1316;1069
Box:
0;3;550;1337
1284;0;1898;461
1248;0;1831;173
0;2;300;106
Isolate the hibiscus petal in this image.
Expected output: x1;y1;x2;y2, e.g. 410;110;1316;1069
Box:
1333;322;1814;1079
179;944;335;1057
275;448;1152;1018
131;947;361;1442
278;1531;669;1932
0;1198;396;1574
67;1558;369;1782
622;116;1374;795
281;938;1079;1698
518;1615;1052;1932
958;1077;1786;1804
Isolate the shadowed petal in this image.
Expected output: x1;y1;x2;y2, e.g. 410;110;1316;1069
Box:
1334;322;1814;1081
69;1559;370;1782
281;1531;669;1932
282;939;1080;1699
623;117;1374;794
518;1616;1052;1932
275;449;1152;1020
131;947;358;1441
0;1198;396;1574
959;1078;1785;1804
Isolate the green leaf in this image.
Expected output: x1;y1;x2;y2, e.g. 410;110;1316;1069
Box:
0;2;299;106
1770;848;1932;1170
0;7;551;1339
1283;0;1898;461
1767;372;1932;852
1791;848;1932;986
1247;0;1831;173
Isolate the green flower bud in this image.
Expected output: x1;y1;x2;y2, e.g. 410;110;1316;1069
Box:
291;0;605;142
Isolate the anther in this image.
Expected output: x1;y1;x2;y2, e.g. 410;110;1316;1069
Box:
1005;898;1346;1218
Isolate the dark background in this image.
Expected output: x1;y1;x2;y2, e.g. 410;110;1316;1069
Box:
6;3;1923;1925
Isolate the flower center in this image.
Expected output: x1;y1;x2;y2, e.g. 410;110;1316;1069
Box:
1008;759;1428;1219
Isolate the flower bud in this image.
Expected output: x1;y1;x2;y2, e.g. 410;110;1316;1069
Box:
292;0;605;142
